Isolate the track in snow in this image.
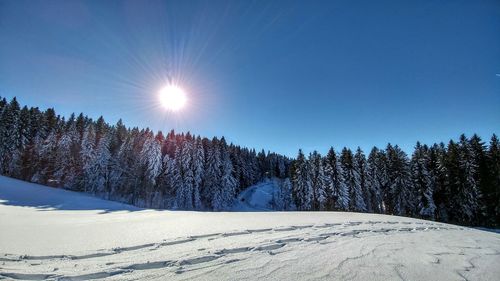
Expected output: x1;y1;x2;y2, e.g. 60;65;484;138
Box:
1;176;500;281
1;219;483;281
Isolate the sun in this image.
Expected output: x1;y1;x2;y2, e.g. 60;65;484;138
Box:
159;85;187;111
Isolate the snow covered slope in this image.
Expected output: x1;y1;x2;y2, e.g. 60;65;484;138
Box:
0;175;140;212
232;180;276;211
1;176;499;281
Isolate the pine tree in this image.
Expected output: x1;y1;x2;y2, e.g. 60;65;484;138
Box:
410;142;436;219
341;148;366;212
324;147;349;211
429;143;449;221
42;108;58;139
277;157;286;178
160;154;178;208
128;128;147;205
322;153;335;211
291;149;312;210
386;144;414;216
109;119;127;156
30;109;61;185
19;107;43;180
486;134;500;226
309;151;326;210
108;137;128;200
140;132;162;186
9;105;32;178
245;149;259;186
203;138;221;207
0;97;6;112
353;148;369;212
81;124;97;193
469;134;490;225
273;178;294;210
94;116;107;145
32;130;59;185
366;147;386;213
453;135;480;224
175;139;194;210
192;137;204;209
94;135;112;195
212;138;237;211
54;126;77;188
0;98;21;174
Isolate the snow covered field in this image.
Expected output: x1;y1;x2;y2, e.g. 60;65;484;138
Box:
1;176;499;281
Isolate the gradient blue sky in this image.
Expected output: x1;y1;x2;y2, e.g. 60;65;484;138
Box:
0;0;499;157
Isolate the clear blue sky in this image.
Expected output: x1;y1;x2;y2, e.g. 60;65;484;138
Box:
0;0;499;157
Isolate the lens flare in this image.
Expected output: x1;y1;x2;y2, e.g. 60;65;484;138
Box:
159;85;187;111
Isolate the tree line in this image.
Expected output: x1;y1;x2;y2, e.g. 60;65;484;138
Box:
0;96;498;227
0;97;290;210
289;137;499;227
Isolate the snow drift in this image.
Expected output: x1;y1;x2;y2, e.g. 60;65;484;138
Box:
1;175;499;281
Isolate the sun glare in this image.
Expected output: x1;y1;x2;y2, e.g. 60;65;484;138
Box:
159;85;187;111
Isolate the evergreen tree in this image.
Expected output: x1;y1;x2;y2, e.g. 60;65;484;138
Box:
9;106;31;178
309;151;326;210
89;135;111;195
192;137;204;209
341;148;366;212
386;144;414;216
291;149;312;210
486;135;500;226
54;125;79;188
410;142;436;219
257;149;268;179
160;155;178;208
429;143;449;221
81;124;97;193
0;97;6;112
277;157;286;178
366;147;386;213
19;107;43;180
109;119;127;156
175;139;194;210
452;135;480;224
324;147;349;211
469;134;490;225
139;131;162;206
0;98;21;174
42;108;59;139
322;153;335;211
212;138;237;211
353;148;369;212
1;96;498;224
275;178;294;210
140;132;162;186
32;131;59;185
94;116;107;145
203;138;221;207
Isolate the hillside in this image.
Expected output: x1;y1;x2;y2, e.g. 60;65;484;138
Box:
1;97;499;227
1;175;499;280
232;180;277;211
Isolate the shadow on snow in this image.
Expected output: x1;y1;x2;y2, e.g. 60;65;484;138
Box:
0;175;141;213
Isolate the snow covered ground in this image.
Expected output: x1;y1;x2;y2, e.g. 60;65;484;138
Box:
1;176;499;281
232;180;276;211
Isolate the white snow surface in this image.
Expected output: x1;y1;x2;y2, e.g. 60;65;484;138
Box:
232;180;276;211
1;176;499;281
